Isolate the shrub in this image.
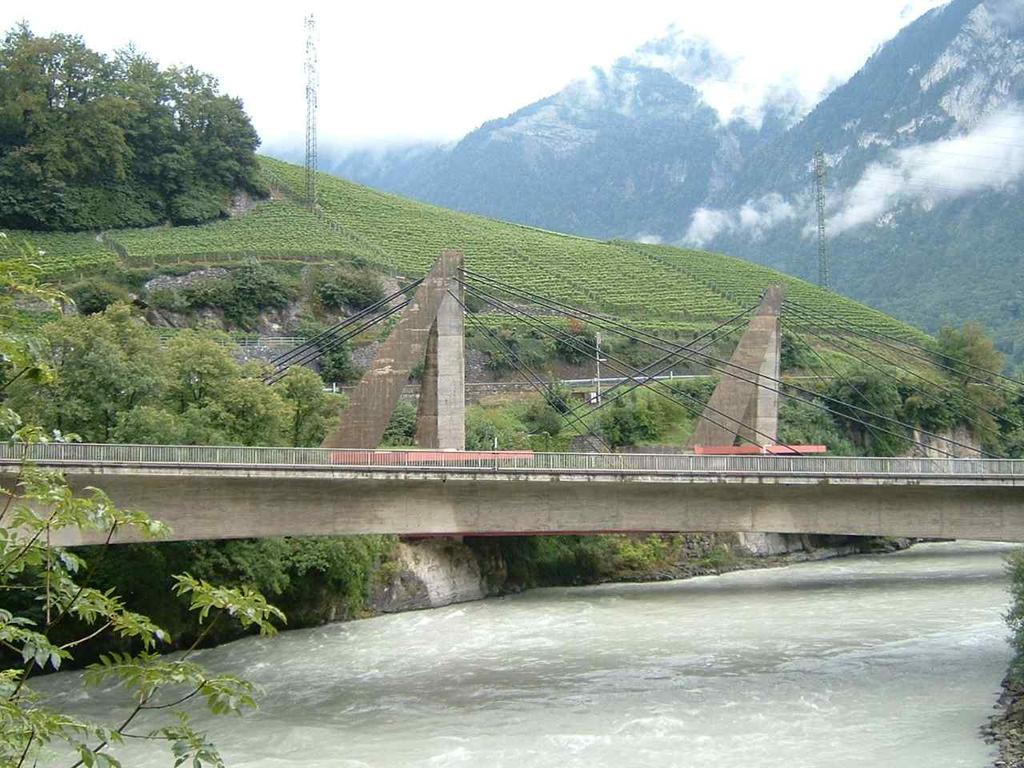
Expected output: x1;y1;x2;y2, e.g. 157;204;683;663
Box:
381;401;417;446
315;267;384;311
182;261;294;327
318;343;361;384
68;278;129;315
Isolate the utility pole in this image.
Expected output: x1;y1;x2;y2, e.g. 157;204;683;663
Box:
814;146;830;289
304;14;319;209
594;331;606;405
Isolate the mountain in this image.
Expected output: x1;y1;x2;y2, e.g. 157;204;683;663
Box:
693;0;1024;362
318;44;789;242
303;0;1024;364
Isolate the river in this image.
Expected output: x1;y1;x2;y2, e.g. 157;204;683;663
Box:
36;541;1018;767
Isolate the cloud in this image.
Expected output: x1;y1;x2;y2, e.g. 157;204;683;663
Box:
632;28;734;84
634;233;664;245
984;0;1024;34
685;208;734;246
684;193;804;246
628;27;798;128
829;106;1024;234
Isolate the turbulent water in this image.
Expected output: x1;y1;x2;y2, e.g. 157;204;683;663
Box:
36;541;1018;767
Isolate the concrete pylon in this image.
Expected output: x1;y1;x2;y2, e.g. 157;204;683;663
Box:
415;270;466;449
321;251;465;450
689;285;784;448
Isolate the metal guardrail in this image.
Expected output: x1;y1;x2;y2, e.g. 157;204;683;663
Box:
0;443;1023;478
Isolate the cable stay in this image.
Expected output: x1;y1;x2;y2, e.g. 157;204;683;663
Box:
781;303;1022;433
264;297;412;385
556;306;755;423
270;280;421;372
780;318;918;454
459;270;981;458
267;279;423;375
462;280;798;453
783;297;1023;394
452;291;609;452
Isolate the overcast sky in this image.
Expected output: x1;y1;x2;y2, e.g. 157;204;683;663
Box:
2;1;948;148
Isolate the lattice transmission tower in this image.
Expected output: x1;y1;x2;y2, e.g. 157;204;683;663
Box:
813;146;830;289
304;14;318;209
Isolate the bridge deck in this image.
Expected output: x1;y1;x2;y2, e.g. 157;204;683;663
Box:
2;443;1023;479
4;444;1024;545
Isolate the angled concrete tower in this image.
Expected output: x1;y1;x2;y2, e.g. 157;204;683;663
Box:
689;285;784;448
321;250;465;450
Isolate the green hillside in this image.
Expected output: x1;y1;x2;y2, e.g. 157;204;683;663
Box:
11;156;921;340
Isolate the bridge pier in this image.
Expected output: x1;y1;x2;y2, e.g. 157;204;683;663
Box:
690;285;783;449
415;261;465;449
322;250;465;450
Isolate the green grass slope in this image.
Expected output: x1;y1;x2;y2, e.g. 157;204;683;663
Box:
10;156;921;339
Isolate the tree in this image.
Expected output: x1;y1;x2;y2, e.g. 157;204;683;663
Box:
275;367;342;447
465;406;530;451
937;322;1005;383
381;401;417;447
317;343;360;385
0;234;283;766
0;25;265;231
827;372;908;456
8;304;163;442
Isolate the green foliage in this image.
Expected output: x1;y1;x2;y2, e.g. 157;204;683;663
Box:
381;401;417;447
73;535;396;649
521;398;563;441
68;278;129;315
937;322;1006;381
827;373;908;456
275;367;343;447
663;376;716;407
6;310;315;447
480;534;682;587
780;331;813;371
553;322;596;364
0;26;264;232
1006;549;1024;681
176;261;294;328
8;149;927;357
0;239;279;766
595;391;683;449
314;266;384;311
465;406;530;450
778;397;857;455
318;342;361;384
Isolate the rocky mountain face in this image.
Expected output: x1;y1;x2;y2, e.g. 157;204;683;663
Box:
325;60;783;240
696;0;1024;361
305;0;1024;362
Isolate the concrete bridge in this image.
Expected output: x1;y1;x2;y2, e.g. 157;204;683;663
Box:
7;443;1024;546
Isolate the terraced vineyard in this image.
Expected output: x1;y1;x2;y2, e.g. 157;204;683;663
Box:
632;243;927;338
3;231;118;276
107;198;364;265
6;156;924;340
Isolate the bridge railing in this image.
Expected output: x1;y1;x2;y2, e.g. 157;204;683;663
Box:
1;442;1023;477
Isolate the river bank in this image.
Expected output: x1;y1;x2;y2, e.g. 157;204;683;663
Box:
985;675;1024;767
368;532;914;616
